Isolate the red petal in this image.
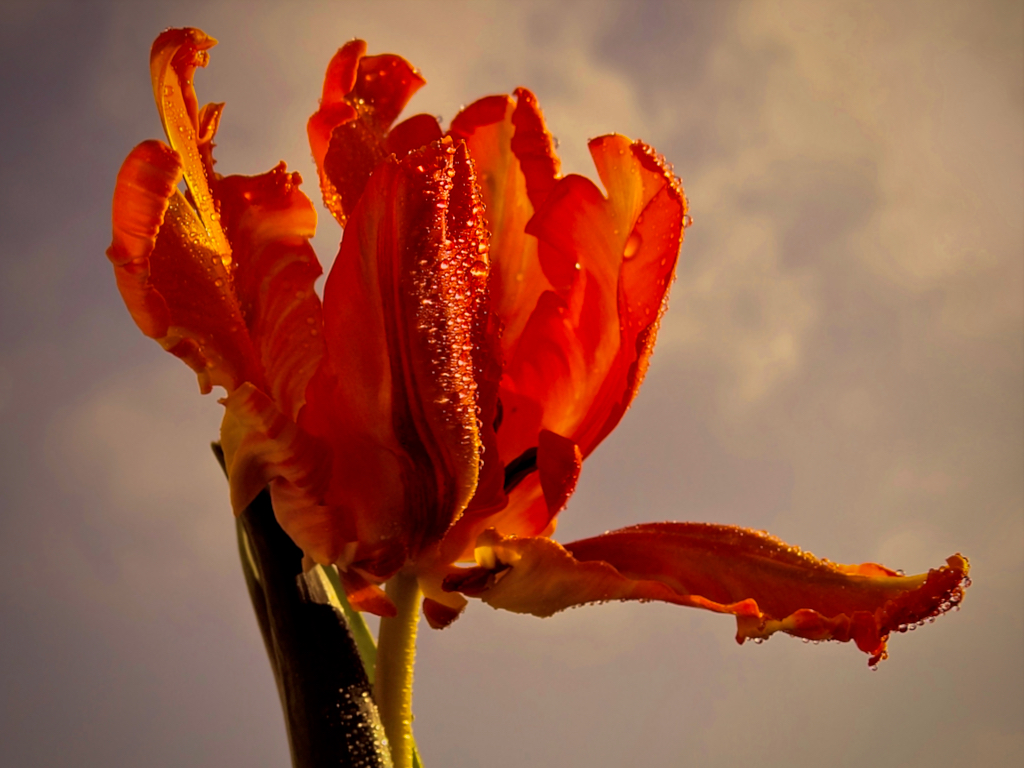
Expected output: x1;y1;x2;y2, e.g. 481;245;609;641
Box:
387;113;444;159
150;28;231;259
305;139;490;556
448;91;559;357
497;135;686;493
106;140;177;339
112;29;326;415
444;525;970;666
441;427;581;563
509;88;560;209
219;384;340;564
422;598;463;629
107;141;261;394
215;165;324;419
307;41;427;224
340;568;397;618
307;40;362;217
537;429;582;515
437;90;576;551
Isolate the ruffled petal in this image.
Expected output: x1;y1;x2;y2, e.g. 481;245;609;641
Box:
219;384;338;564
509;88;561;209
112;28;325;413
447;90;559;357
107;141;261;394
444;525;969;666
150;27;231;259
487;136;686;537
522;135;686;457
304;138;490;557
215;165;324;419
307;40;428;225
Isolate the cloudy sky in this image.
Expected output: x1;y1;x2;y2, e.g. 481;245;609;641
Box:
1;1;1021;766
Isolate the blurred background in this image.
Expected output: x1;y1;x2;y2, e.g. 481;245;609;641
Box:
1;1;1021;766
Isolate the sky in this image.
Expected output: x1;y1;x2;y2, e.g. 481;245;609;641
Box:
0;1;1021;766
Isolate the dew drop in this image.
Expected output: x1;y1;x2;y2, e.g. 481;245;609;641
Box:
623;231;642;259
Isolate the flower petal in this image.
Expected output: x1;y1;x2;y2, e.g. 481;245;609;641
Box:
219;384;338;564
107;141;261;394
537;430;582;515
448;89;559;357
150;28;231;260
112;31;325;409
387;113;444;159
524;135;686;456
303;138;490;557
487;137;686;536
418;565;469;630
215;165;325;419
308;40;428;225
339;567;397;618
444;524;969;666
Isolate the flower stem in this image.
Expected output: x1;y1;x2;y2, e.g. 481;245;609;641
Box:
375;571;421;768
214;444;392;767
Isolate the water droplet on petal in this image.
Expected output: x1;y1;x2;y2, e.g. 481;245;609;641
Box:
623;231;642;259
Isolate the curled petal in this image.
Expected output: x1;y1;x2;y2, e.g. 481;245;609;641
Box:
525;135;686;456
448;90;558;356
107;141;261;394
443;524;970;665
106;140;178;339
308;40;428;224
422;598;465;630
509;88;560;209
150;27;231;260
491;136;685;536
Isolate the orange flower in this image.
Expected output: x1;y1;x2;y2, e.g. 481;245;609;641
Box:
108;28;968;668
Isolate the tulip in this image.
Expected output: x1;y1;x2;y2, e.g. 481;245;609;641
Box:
107;28;970;768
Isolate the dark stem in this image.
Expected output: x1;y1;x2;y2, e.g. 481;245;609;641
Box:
214;444;393;768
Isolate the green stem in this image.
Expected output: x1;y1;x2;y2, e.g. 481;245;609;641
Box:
375;571;421;768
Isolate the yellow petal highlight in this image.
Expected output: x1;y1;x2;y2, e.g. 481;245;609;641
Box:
150;27;232;263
